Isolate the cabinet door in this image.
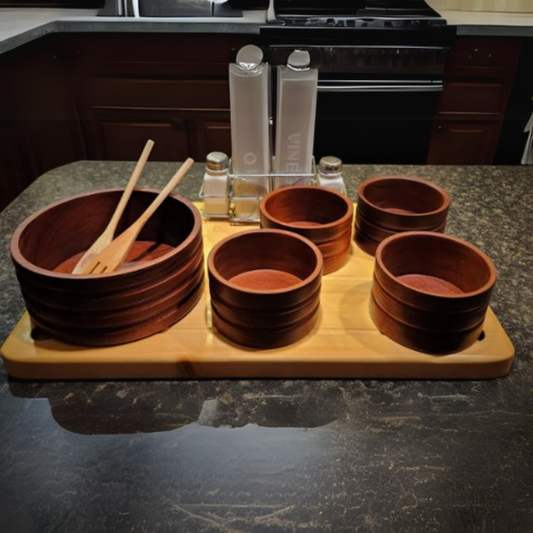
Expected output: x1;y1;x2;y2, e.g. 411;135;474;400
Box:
0;34;84;209
90;108;232;162
428;37;522;165
68;33;254;163
438;81;508;114
188;115;232;161
89;109;191;161
427;120;501;165
0;122;28;211
446;37;522;79
7;36;85;177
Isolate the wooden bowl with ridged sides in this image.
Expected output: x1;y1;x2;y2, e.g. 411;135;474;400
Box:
259;186;353;274
208;229;323;348
355;175;450;256
369;231;497;354
10;188;204;346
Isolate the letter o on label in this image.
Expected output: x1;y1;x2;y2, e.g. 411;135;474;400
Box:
244;153;257;165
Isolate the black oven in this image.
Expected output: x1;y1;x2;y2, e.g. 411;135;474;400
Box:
0;0;103;5
261;0;456;164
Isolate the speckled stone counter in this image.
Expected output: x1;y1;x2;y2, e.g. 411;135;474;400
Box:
2;7;533;56
1;161;532;532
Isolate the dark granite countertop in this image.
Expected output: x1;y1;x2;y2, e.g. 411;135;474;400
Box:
1;7;533;56
1;161;532;532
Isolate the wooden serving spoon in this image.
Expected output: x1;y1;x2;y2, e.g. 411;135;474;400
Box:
72;139;155;274
79;158;195;275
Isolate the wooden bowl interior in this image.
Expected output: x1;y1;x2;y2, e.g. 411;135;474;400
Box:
380;234;494;296
262;187;350;226
361;178;446;215
212;231;320;289
16;190;196;272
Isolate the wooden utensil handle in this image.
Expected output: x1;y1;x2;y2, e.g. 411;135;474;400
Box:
132;158;195;234
106;139;155;234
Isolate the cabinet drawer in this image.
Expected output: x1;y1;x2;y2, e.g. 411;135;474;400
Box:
427;120;500;165
450;38;521;69
98;120;190;162
84;106;231;162
86;77;230;109
438;82;507;114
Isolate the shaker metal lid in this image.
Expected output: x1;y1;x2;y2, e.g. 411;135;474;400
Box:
319;155;343;174
236;44;264;70
206;151;229;171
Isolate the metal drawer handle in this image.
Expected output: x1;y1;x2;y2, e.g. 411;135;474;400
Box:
317;84;443;93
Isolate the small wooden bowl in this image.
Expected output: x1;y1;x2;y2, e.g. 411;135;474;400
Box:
208;229;323;348
369;231;497;354
259;186;353;274
355;210;447;256
10;189;204;346
355;175;450;256
357;175;450;231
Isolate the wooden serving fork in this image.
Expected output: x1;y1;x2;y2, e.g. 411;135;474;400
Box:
72;139;155;274
80;158;195;275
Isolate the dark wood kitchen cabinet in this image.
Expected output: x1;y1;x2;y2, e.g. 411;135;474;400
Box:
0;122;27;212
68;33;252;162
427;37;522;164
0;32;253;211
0;36;85;211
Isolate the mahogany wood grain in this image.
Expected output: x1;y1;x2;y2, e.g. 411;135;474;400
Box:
1;213;515;380
211;290;321;329
397;274;464;296
259;186;353;275
207;229;323;348
211;306;320;350
357;175;450;231
355;211;447;256
355;175;450;256
354;227;382;257
370;231;497;354
10;188;204;346
230;270;304;291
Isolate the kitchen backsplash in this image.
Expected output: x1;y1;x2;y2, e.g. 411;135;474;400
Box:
428;0;533;12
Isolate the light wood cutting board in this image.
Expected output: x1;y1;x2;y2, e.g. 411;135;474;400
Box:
0;206;515;380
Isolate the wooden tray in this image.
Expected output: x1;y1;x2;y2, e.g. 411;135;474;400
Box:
1;207;515;380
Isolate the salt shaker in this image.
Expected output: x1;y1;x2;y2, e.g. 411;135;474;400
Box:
317;156;347;195
202;151;229;217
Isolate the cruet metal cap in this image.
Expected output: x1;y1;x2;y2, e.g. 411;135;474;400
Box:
206;151;229;171
236;44;264;71
288;50;311;70
319;156;343;174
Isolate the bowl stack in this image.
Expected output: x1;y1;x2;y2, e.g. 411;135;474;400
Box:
259;186;354;274
208;229;323;348
369;232;497;354
10;189;204;346
355;175;450;256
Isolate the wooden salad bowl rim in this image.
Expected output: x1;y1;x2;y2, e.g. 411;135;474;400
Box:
10;188;202;280
358;175;451;221
260;185;354;231
208;228;323;296
375;231;497;300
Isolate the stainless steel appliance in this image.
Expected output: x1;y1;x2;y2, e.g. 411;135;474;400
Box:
261;0;456;164
98;0;246;17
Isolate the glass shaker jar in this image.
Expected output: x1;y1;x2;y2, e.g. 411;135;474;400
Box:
202;151;230;218
317;156;347;195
